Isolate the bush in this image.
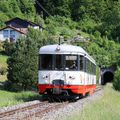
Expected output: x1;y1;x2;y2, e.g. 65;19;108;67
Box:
3;40;15;56
113;67;120;91
4;81;22;91
7;37;38;91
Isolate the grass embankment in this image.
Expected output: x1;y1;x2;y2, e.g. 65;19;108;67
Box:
0;54;8;81
65;84;120;120
0;55;8;67
0;55;40;108
0;90;40;107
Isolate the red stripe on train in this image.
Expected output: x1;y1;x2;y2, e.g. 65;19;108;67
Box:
38;84;96;96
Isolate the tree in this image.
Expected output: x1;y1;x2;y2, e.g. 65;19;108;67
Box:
28;27;56;48
7;37;38;91
18;0;36;20
38;0;72;17
0;0;37;22
0;12;9;28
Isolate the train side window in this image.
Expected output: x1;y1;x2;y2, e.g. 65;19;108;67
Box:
80;55;84;71
40;54;53;70
86;59;89;73
65;55;78;70
91;64;96;75
94;65;96;75
92;63;94;75
87;60;91;73
90;62;92;74
84;57;86;72
93;64;95;75
89;60;91;73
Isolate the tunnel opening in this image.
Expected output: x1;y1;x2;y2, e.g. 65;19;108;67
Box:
102;71;114;85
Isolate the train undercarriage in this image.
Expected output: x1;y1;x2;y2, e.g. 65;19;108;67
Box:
38;84;96;102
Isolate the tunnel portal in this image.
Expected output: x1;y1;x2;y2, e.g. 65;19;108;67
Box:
102;71;114;85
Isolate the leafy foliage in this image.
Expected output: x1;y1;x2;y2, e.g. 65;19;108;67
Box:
0;0;38;28
39;0;72;17
7;37;38;91
86;35;120;67
45;16;78;38
1;0;120;41
28;28;57;47
39;0;120;42
113;67;120;91
3;41;15;56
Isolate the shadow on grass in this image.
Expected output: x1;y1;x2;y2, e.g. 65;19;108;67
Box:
14;91;43;102
0;51;6;55
0;81;44;102
0;81;5;90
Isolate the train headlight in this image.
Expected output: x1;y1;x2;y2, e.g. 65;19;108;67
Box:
42;75;45;79
56;46;60;51
42;75;48;79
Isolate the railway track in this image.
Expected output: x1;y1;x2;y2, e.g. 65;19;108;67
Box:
0;101;68;120
95;86;103;92
0;86;102;120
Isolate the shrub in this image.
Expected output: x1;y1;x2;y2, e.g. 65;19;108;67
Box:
113;67;120;91
7;37;38;91
3;40;15;56
3;81;22;91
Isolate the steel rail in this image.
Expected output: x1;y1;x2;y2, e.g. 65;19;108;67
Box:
0;102;48;119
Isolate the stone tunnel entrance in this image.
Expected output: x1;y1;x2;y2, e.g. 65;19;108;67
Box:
102;71;114;85
101;67;115;85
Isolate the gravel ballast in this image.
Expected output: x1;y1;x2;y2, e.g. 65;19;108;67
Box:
39;89;103;120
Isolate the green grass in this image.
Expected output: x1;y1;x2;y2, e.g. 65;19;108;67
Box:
0;75;7;82
65;84;120;120
0;54;41;108
0;54;8;67
0;54;8;81
0;90;40;107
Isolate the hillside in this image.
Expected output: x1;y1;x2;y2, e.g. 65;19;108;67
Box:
0;0;120;68
1;0;120;42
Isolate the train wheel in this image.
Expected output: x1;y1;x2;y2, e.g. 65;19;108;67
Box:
79;94;83;99
85;92;90;97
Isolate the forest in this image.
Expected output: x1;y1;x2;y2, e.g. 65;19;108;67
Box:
0;0;120;90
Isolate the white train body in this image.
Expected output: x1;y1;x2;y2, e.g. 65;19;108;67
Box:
38;44;96;96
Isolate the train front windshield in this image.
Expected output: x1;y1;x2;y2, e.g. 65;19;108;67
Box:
39;54;78;70
40;54;53;70
39;54;96;74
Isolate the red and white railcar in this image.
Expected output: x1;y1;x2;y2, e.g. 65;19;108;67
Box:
38;44;96;99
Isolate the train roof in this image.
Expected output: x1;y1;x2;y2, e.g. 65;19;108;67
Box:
39;44;96;64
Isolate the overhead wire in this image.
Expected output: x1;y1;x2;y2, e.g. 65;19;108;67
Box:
36;0;51;16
